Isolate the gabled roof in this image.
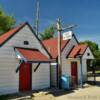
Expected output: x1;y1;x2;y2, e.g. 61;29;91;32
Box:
0;22;26;46
42;38;70;59
0;22;51;58
16;48;49;62
68;44;88;58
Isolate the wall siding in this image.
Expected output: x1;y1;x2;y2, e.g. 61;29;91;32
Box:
32;63;50;90
82;47;94;82
62;36;78;76
82;47;94;59
50;65;57;87
61;36;94;84
0;25;49;95
82;59;87;82
49;36;78;87
65;59;80;84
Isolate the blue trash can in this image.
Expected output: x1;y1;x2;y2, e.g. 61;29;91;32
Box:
61;74;70;90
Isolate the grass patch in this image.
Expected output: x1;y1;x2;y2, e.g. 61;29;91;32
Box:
96;70;100;74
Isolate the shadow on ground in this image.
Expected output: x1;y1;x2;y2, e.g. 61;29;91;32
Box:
39;88;75;97
1;76;100;100
0;88;75;100
87;81;100;87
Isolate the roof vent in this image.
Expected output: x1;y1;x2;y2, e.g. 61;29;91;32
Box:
24;41;29;45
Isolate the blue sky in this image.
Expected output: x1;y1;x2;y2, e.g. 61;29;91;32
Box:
0;0;100;46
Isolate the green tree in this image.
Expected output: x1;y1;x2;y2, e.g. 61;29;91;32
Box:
40;25;55;40
80;41;99;56
80;40;100;67
0;8;15;35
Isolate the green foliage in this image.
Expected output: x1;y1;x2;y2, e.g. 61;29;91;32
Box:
0;8;15;35
80;40;100;67
80;41;99;57
40;25;55;40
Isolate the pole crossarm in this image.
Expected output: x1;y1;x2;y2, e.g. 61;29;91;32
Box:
56;18;77;88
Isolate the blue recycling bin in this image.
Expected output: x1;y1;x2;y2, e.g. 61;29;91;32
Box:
61;74;70;90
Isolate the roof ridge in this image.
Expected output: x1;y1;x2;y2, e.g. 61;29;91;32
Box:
42;37;57;41
0;22;27;37
0;22;27;46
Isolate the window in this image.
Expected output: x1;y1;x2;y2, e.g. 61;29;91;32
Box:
24;41;29;45
87;53;90;56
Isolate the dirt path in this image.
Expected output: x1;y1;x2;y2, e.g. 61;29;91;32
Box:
31;77;100;100
31;85;100;100
56;77;100;100
2;77;100;100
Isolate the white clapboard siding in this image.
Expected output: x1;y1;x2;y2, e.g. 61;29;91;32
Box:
50;35;78;86
0;25;49;57
82;47;94;82
82;47;94;59
82;59;87;82
50;65;57;87
66;59;81;84
61;35;89;84
0;24;49;95
62;35;78;76
32;63;50;90
0;47;19;95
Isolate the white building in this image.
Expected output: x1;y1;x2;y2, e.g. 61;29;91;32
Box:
0;22;94;95
0;22;51;95
42;33;94;87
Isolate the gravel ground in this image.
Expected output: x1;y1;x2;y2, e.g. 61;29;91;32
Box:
1;77;100;100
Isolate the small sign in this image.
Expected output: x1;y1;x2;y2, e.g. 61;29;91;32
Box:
63;31;72;40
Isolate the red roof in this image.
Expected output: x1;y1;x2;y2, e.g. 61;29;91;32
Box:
42;38;70;59
68;44;88;58
16;48;49;62
0;23;26;46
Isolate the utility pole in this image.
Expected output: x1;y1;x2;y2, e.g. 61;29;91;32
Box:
35;0;40;37
56;18;77;88
56;18;62;88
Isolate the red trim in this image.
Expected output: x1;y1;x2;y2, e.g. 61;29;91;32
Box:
16;48;49;62
68;44;88;58
0;22;51;58
0;22;26;46
42;38;70;59
66;45;75;58
71;62;78;84
19;62;31;91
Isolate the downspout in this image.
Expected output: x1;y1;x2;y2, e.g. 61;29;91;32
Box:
80;56;83;88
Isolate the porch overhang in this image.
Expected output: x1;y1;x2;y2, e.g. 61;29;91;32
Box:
14;47;55;63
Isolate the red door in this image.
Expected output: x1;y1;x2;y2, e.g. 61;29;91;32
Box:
19;62;31;91
71;62;78;84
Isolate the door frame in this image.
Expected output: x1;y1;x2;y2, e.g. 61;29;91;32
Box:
19;62;32;91
50;64;57;87
71;61;78;84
